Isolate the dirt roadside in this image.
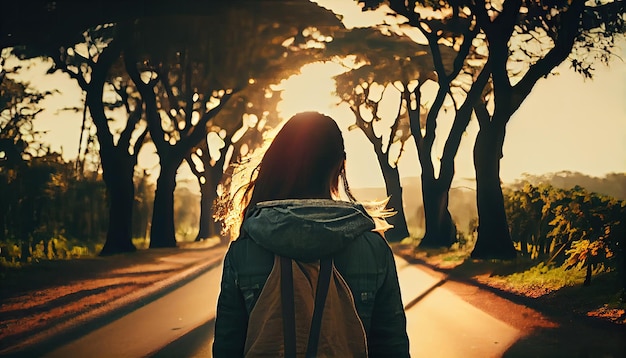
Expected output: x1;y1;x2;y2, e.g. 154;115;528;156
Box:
0;241;227;355
394;245;626;357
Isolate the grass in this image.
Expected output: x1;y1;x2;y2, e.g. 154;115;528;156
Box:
490;263;586;293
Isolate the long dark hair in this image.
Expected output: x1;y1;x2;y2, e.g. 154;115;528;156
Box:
242;111;347;215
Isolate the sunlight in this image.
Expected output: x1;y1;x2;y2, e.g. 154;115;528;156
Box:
267;60;412;192
274;61;347;121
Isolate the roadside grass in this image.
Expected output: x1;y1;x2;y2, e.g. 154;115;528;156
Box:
394;243;626;325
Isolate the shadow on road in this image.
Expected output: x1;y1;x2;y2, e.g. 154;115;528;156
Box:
150;318;215;358
504;324;626;357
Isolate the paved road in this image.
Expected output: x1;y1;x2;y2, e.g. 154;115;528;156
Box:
43;256;522;358
43;264;223;358
396;260;521;358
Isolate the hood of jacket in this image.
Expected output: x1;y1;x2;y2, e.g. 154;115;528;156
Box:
241;199;376;261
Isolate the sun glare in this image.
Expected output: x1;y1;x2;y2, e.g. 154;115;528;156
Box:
275;61;348;121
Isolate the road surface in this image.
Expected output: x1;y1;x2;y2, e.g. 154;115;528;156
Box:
41;253;523;357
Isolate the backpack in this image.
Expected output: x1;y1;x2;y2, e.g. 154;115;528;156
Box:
244;255;368;358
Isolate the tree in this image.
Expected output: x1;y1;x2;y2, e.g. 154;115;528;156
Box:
356;0;624;258
332;29;427;241
0;61;54;256
467;0;623;259
4;0;344;252
335;2;489;247
186;81;283;243
124;5;344;248
38;24;149;255
337;77;412;242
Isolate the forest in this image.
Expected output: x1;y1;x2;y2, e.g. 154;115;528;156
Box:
1;0;624;297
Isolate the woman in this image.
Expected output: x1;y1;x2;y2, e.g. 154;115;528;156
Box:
213;111;409;357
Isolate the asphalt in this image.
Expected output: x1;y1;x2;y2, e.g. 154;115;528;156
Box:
4;247;523;358
0;244;228;357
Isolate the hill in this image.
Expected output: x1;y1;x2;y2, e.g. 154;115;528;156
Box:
509;171;626;199
352;172;625;239
352;176;477;238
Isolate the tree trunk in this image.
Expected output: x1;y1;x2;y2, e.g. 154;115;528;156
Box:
150;162;179;248
99;151;137;256
195;181;220;241
82;34;139;256
20;241;30;263
419;175;456;248
195;154;226;242
622;243;626;302
379;159;410;242
471;123;517;260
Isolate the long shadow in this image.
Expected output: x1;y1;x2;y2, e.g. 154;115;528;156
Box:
0;260;222;357
149;318;216;358
504;324;626;357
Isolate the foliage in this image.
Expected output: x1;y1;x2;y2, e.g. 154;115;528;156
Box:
0;151;157;263
512;171;626;201
0;64;53;165
0;155;107;258
503;182;625;285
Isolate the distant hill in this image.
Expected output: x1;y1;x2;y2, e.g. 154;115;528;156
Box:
508;171;626;200
351;171;625;239
352;176;477;237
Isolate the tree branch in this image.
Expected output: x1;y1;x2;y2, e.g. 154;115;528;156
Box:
512;1;585;112
183;89;239;149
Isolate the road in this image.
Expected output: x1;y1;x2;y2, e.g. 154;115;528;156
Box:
43;256;522;358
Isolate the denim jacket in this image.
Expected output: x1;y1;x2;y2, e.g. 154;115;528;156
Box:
213;199;410;358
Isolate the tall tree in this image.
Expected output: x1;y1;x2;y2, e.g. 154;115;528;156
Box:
467;0;623;259
125;5;344;248
186;82;282;243
39;24;149;255
338;77;412;242
331;4;488;247
331;29;422;241
356;0;624;258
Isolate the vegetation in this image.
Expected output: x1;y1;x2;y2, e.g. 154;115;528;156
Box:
3;1;346;254
504;182;625;288
0;155;108;264
406;177;626;314
357;0;625;260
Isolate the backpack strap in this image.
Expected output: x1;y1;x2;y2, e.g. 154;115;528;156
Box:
280;256;333;358
280;256;297;358
306;257;332;358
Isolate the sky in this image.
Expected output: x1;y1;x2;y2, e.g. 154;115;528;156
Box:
272;54;626;189
5;1;626;190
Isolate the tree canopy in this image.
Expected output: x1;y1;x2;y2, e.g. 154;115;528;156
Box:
2;0;348;253
354;0;625;258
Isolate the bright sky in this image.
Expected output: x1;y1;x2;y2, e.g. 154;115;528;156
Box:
7;2;626;190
